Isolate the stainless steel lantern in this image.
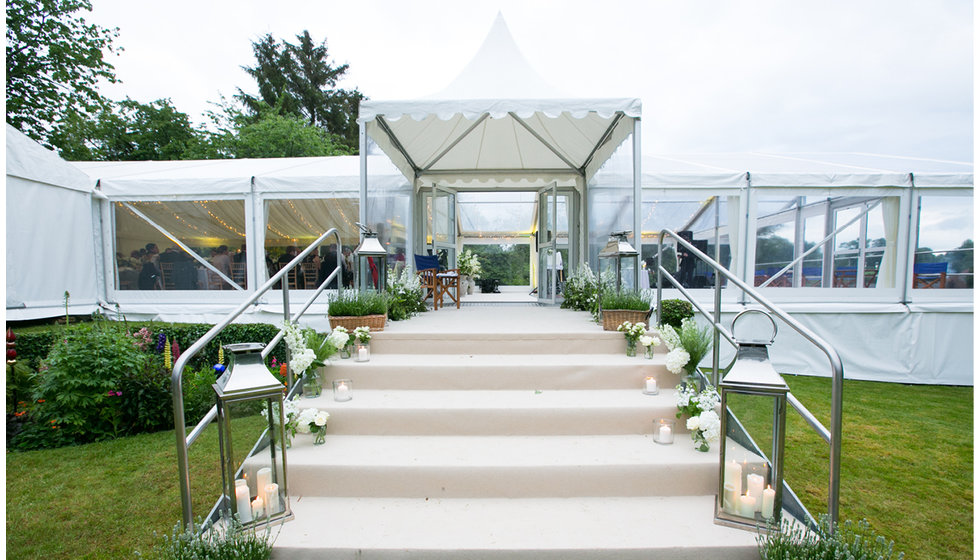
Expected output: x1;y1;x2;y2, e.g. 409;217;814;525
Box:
355;222;388;292
213;343;291;527
715;310;788;531
598;231;639;293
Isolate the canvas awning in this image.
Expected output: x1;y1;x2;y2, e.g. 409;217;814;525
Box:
359;14;641;188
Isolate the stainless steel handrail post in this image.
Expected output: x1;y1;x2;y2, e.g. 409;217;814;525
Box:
654;228;843;528
172;228;343;530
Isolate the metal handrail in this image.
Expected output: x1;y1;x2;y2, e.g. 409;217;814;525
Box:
172;228;344;529
655;228;843;528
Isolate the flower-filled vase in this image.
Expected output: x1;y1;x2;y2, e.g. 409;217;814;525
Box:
625;339;637;357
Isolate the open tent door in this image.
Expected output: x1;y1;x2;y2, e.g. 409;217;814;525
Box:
419;185;457;270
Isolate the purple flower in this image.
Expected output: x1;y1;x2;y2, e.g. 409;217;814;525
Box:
156;333;166;353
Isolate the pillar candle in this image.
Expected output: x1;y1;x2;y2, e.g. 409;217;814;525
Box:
265;483;281;515
746;473;765;511
723;482;737;514
738;494;756;518
335;381;351;401
235;483;253;523
762;485;776;519
255;468;272;498
645;377;658;393
725;460;743;498
358;346;368;360
251;496;265;519
658;425;672;443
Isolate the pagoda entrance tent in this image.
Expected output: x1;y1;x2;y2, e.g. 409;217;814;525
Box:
6;124;101;320
357;14;642;303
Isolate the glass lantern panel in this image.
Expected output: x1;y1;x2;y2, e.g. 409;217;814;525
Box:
618;257;638;291
719;395;780;525
358;255;386;291
222;398;287;524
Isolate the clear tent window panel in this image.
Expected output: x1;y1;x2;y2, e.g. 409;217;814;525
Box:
915;195;974;289
641;195;731;289
113;200;246;291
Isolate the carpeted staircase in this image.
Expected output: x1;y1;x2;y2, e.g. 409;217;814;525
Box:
271;308;760;559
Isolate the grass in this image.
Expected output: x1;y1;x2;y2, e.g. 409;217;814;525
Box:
6;415;267;559
6;377;972;559
729;375;973;560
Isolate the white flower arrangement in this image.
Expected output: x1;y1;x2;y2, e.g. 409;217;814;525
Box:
657;323;681;351
617;321;647;343
327;326;350;350
282;321;317;375
296;406;330;444
664;348;691;374
264;398;301;446
676;384;722;451
352;326;371;344
639;335;661;348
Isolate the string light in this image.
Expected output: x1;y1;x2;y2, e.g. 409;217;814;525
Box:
199;201;246;238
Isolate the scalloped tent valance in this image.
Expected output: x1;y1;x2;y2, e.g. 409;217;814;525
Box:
358;14;641;187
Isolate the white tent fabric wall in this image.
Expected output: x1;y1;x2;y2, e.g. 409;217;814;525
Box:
6;125;101;320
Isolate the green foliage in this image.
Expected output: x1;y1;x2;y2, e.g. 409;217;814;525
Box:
236;30;364;152
327;290;389;317
18;320;145;446
224;106;353;158
466;244;531;285
138;518;274;560
181;366;218;426
758;515;904;560
677;317;712;374
601;289;652;311
6;0;120;146
6;360;37;414
52;98;209;161
457;249;483;278
118;358;173;435
303;328;338;368
561;266;602;316
386;268;427;321
658;298;694;328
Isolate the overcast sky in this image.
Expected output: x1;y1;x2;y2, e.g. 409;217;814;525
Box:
86;0;973;161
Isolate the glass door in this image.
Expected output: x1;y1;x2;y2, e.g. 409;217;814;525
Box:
423;185;457;270
537;183;559;304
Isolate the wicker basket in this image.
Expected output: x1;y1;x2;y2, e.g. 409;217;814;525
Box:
328;313;387;332
602;309;653;331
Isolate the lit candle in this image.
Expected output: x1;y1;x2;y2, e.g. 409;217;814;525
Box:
334;381;351;401
725;460;743;498
738;494;756;518
644;377;658;393
762;485;776;519
658;424;673;443
723;482;737;514
235;482;252;523
358;346;368;361
265;483;280;515
746;473;765;511
255;467;272;498
251;496;265;519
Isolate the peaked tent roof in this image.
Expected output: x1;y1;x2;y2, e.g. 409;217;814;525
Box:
359;14;641;187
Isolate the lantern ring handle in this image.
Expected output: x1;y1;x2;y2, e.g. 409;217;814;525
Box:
731;309;778;345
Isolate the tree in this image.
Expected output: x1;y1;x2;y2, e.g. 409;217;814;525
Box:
226;106;353;159
50;98;209;161
236;31;364;151
6;0;120;146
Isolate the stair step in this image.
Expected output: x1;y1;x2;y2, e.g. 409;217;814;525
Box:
285;434;716;498
320;353;679;390
294;389;684;435
270;496;760;560
369;331;635;355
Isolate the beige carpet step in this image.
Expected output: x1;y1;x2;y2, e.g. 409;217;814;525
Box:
318;354;680;390
270;495;760;560
369;331;635;355
285;434;718;498
293;389;684;436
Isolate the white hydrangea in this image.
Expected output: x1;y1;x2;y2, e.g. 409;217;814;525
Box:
698;410;721;442
664;348;691;374
295;407;317;433
290;348;316;375
327;329;349;350
658;324;681;351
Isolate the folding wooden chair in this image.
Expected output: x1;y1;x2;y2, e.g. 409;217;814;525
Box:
913;262;948;289
414;254;440;308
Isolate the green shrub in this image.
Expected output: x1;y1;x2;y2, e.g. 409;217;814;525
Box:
658;298;694;328
327;290;389;317
182;366;218;426
758;515;904;560
601;289;652;311
137;517;274;560
29;319;148;445
119;359;174;434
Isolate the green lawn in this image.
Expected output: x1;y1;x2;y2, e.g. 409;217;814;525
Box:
731;375;973;560
6;377;973;559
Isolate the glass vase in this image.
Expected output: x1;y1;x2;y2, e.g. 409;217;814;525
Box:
302;370;321;398
313;428;326;445
644;345;655;359
626;339;637;357
340;345;352;359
